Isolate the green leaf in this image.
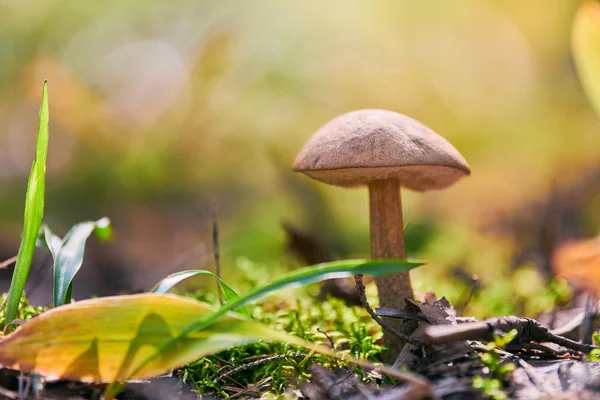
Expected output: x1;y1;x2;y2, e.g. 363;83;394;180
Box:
92;217;113;242
573;1;600;119
151;270;250;317
0;293;425;389
4;81;49;326
39;226;62;259
0;294;320;382
589;348;600;362
131;258;422;380
49;218;113;307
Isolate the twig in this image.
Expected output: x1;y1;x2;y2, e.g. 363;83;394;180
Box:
375;307;431;322
0;255;17;270
514;342;572;357
212;200;223;306
0;385;18;400
458;275;479;316
551;311;585;336
354;274;423;346
423;316;597;354
377;307;476;324
217;353;310;381
214;355;236;367
317;328;340;368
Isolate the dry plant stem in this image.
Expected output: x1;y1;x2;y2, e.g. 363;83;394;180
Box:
354;275;422;346
368;179;414;358
458;275;478;316
0;255;17;270
217;353;310;382
212;201;224;305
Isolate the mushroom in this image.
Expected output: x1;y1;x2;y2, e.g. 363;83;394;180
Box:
293;109;470;357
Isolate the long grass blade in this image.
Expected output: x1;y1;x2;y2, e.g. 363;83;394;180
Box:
151;270;250;317
4;81;49;326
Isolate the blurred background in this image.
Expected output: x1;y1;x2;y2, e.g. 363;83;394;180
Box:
0;0;598;317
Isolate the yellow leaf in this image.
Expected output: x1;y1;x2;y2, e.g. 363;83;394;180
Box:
0;292;428;397
0;294;323;382
573;1;600;119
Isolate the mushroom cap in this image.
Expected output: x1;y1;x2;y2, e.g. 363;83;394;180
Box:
293;109;471;191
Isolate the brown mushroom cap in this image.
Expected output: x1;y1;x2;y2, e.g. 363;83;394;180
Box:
293;109;471;191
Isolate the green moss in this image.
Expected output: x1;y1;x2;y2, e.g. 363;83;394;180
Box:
180;290;386;398
0;293;46;335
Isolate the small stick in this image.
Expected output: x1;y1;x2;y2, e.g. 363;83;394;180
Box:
0;385;18;400
212;201;224;306
424;321;492;344
217;353;310;381
354;274;423;346
551;311;585;336
375;307;429;322
0;255;17;270
317;328;340;368
458;275;479;316
424;316;597;354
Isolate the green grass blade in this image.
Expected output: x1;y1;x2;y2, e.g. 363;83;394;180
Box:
4;81;49;326
151;270;250;317
52;218;112;306
131;258;422;379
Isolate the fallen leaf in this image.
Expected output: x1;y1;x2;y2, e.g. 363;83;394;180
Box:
0;294;331;383
552;235;600;294
394;298;469;371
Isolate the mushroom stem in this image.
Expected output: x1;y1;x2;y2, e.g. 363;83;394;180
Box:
369;179;406;260
368;179;414;358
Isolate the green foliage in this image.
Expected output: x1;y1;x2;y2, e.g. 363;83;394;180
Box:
467;267;572;319
37;218;113;306
4;82;49;326
151;269;250;317
588;332;600;362
181;293;386;397
0;293;45;335
473;329;518;400
118;258;420;388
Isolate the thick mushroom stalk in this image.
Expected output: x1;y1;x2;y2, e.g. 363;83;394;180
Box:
369;179;412;299
368;179;413;359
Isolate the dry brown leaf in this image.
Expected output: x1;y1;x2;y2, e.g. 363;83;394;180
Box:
552;235;600;295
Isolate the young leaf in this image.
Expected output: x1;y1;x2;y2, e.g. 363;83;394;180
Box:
4;81;49;326
0;293;426;391
572;1;600;119
43;226;63;259
151;270;250;317
131;258;422;380
50;218;113;307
